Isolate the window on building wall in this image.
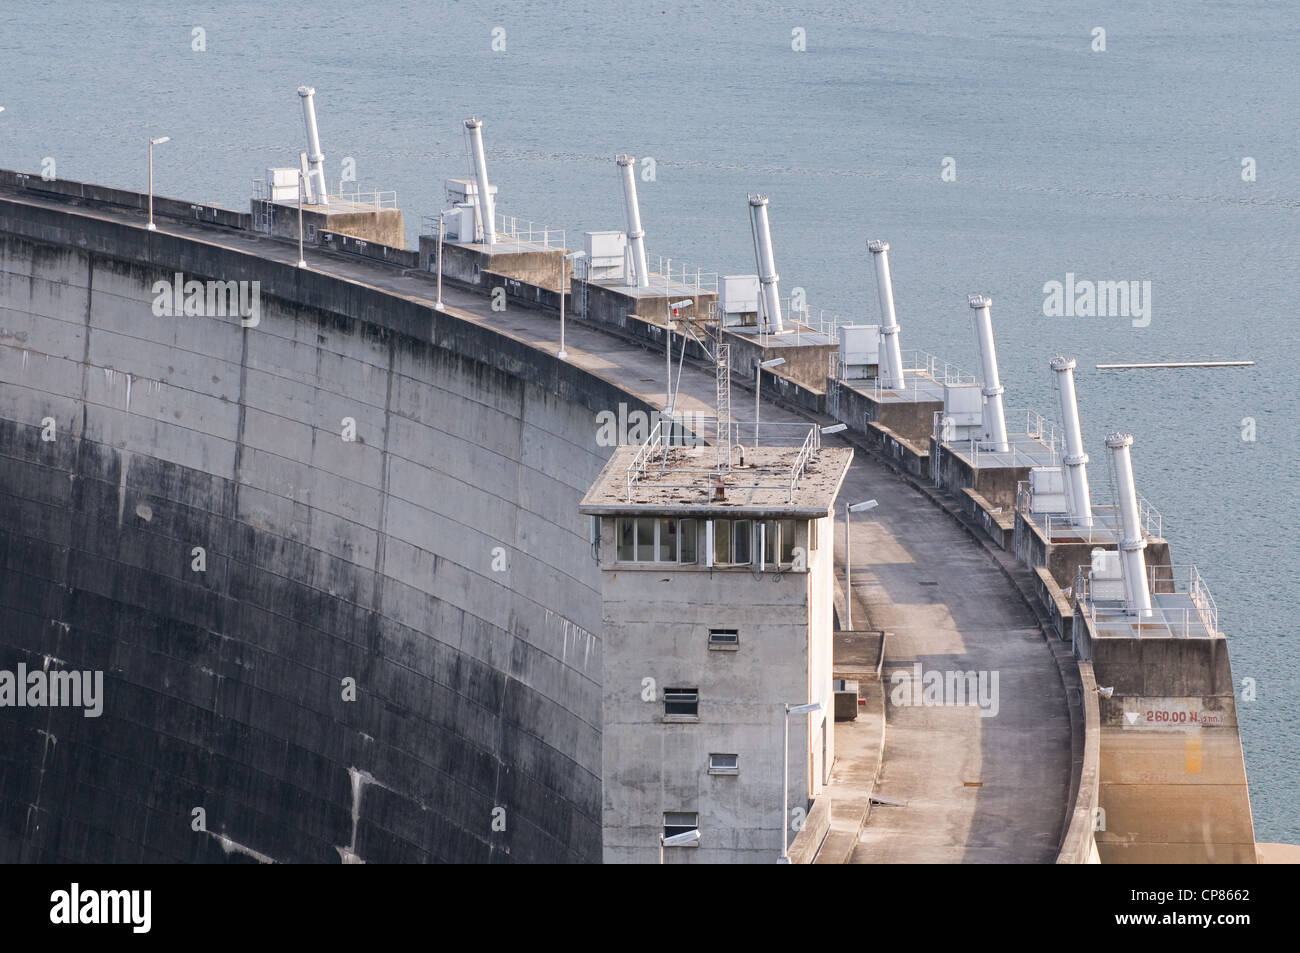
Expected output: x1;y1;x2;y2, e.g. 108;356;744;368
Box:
760;518;799;566
636;517;654;559
663;812;699;841
664;688;699;718
708;753;739;776
808;518;818;551
712;519;752;566
617;518;635;561
615;517;698;563
679;519;697;562
707;628;739;648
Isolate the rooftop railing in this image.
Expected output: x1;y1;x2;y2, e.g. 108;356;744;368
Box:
625;418;822;504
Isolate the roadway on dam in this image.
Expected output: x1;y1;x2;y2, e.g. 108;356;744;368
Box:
0;188;1074;861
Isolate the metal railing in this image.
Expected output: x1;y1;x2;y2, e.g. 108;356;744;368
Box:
626;419;670;499
625;419;822;503
252;179;396;211
802;308;850;339
650;255;718;294
866;349;976;398
1016;478;1164;542
1074;563;1219;637
789;424;820;499
1019;409;1065;458
495;212;566;249
333;189;398;209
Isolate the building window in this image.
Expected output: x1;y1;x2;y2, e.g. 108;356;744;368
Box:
664;688;699;719
760;518;799;567
680;519;697;562
712;519;752;566
808;518;818;551
616;517;697;563
707;628;739;650
663;812;699;841
708;753;739;776
617;518;635;561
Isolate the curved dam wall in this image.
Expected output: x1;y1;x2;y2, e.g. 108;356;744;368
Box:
0;196;641;862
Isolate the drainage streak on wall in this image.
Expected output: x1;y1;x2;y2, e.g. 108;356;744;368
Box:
0;209;622;863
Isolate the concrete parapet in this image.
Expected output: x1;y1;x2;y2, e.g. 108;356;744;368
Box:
320;230;419;269
1056;659;1101;863
862;422;929;478
960;487;1014;550
0;168;251;230
787;797;831;863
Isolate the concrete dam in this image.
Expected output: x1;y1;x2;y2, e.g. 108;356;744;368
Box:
0;181;631;863
0;169;1261;864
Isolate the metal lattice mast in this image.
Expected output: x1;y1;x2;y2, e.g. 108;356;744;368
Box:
715;323;731;469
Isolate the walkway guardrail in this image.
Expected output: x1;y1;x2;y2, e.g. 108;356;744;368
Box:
649;255;718;294
334;189;398;209
495;212;565;249
867;349;976;398
252;180;396;211
1074;563;1219;637
1015;478;1164;542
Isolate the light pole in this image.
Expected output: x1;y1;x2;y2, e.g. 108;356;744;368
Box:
844;499;878;630
559;250;585;360
755;357;785;442
434;211;446;311
664;298;693;413
659;828;700;864
781;701;822;864
296;171;308;268
146;136;170;231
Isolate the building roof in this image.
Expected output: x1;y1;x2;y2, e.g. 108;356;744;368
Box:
580;444;854;519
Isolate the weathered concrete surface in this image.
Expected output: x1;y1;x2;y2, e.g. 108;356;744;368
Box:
931;443;1029;511
843;452;1074;863
419;238;566;292
253;199;405;248
721;329;836;393
576;280;715;340
0;198;624;863
867;422;930;479
1082;624;1256;864
836;379;940;448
